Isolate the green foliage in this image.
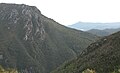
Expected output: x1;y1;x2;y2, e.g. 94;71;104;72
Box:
0;3;99;73
0;65;18;73
111;66;120;73
82;69;96;73
52;31;120;73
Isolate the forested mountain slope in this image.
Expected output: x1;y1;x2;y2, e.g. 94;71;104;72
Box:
0;3;98;73
52;31;120;73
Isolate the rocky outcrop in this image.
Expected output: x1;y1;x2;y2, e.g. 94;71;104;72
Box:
0;3;98;73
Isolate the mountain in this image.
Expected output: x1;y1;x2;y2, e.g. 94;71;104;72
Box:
0;3;98;73
68;22;120;31
87;29;110;36
52;31;120;73
105;28;120;34
87;28;120;36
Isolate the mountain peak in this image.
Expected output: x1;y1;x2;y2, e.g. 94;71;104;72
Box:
0;3;45;41
0;3;98;73
68;22;120;31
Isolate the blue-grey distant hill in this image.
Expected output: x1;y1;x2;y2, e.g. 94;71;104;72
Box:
68;22;120;31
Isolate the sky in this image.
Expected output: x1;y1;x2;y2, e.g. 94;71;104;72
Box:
0;0;120;25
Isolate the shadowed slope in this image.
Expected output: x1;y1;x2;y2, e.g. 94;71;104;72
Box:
0;3;98;73
52;31;120;73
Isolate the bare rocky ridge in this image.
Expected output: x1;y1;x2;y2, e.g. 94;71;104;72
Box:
0;3;45;41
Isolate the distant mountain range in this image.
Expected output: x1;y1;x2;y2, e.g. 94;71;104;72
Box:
68;22;120;31
87;28;120;36
52;31;120;73
0;3;98;73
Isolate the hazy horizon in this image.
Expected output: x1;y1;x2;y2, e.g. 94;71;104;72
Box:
0;0;120;25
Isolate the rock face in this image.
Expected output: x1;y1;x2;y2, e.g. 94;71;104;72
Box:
0;3;98;73
0;3;45;41
52;31;120;73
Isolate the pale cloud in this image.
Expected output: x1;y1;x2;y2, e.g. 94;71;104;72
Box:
0;0;120;25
